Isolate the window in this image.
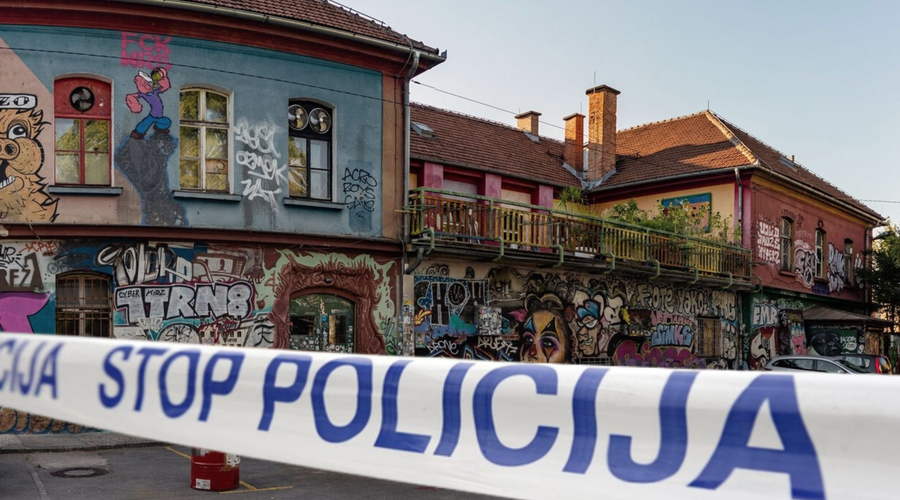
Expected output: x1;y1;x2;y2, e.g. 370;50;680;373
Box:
844;239;854;285
179;88;229;191
288;100;333;200
56;273;112;337
54;78;111;185
696;317;723;357
780;218;793;271
816;229;826;279
288;293;354;352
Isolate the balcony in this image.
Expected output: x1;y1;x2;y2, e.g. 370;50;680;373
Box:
407;188;752;282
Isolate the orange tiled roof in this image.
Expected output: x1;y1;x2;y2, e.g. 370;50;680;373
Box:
151;0;438;53
409;103;580;188
608;111;881;220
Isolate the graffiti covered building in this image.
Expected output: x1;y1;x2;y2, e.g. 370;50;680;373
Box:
0;0;444;433
405;84;885;370
405;96;755;368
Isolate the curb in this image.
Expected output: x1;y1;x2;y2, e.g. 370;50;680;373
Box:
0;432;163;454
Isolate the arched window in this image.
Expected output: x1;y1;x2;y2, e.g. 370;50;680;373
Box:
56;272;112;337
54;77;111;185
288;100;333;200
179;88;229;191
288;293;354;352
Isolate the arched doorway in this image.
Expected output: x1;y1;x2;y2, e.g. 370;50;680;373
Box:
289;293;355;353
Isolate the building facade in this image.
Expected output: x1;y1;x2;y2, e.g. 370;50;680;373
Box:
0;0;444;433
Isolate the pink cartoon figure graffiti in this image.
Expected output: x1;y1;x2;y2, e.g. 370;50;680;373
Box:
125;67;171;139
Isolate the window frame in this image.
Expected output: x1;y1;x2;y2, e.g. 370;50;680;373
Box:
53;77;112;186
696;317;723;357
844;239;854;285
780;217;794;271
55;272;113;337
287;99;335;202
179;87;231;192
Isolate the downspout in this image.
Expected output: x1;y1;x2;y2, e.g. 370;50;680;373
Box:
734;168;744;246
399;49;420;356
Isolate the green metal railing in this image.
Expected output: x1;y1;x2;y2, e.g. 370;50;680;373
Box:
408;188;751;278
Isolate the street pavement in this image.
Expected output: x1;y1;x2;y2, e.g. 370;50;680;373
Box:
0;432;505;500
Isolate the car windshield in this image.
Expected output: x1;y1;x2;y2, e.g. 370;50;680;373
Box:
833;359;869;373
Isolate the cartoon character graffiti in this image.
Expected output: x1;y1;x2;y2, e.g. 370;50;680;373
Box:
0;99;58;222
126;67;171;139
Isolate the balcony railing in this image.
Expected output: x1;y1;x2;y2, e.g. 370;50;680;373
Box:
408;188;751;279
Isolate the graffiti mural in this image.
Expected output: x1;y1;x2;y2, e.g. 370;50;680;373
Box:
115;64;185;226
807;325;861;355
235;118;287;209
0;95;58;222
413;265;739;368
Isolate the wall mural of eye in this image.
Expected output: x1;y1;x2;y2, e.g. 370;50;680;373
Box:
288;104;309;131
70;86;95;113
309;108;331;134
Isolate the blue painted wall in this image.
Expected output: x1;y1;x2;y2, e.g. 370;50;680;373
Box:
0;25;384;235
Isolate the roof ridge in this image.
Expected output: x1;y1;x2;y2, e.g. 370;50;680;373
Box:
616;110;709;133
411;102;565;146
711;111;869;210
703;111;758;165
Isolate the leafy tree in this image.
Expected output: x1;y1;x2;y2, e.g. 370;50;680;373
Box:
856;224;900;336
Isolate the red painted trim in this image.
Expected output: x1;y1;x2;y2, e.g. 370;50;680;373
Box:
2;2;431;75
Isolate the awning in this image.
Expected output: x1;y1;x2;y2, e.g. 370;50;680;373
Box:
802;304;895;331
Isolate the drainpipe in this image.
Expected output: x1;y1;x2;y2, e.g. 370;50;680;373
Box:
734;168;743;246
398;50;420;356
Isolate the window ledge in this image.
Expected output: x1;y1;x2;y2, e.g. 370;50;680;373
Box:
173;190;242;202
49;186;123;196
778;269;796;277
283;198;345;210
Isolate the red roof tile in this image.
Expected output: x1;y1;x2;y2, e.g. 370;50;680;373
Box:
609;111;881;220
410;103;580;188
149;0;439;53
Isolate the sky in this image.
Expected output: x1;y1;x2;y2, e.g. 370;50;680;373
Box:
345;0;900;224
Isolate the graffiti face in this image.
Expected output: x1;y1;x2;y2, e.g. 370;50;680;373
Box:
0;108;57;221
520;310;568;364
808;331;842;356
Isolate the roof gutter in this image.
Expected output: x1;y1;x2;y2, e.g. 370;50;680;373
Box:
116;0;446;66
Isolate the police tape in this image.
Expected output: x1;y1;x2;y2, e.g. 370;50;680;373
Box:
0;333;897;500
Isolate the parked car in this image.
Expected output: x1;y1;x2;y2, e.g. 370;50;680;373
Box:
764;355;869;374
829;354;893;374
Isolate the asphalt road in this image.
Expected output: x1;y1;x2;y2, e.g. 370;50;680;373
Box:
0;445;505;500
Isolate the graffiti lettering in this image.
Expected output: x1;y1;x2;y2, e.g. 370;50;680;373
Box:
794;247;815;288
115;281;253;324
827;243;845;293
97;242;192;286
343;169;377;213
0;94;36;110
235;119;284;209
120;32;171;70
756;220;780;265
752;302;779;329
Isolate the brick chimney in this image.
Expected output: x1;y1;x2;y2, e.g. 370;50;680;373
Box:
515;110;541;136
586;85;619;183
563;113;584;172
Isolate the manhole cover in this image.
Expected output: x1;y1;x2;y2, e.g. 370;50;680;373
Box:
50;467;110;478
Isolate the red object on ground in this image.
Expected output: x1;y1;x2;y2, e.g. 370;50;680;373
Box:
190;448;240;491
